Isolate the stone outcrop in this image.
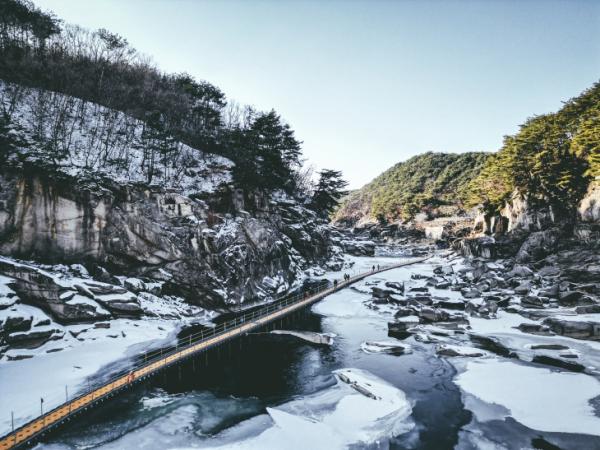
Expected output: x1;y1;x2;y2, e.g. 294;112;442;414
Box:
0;170;337;309
578;182;600;223
543;317;600;341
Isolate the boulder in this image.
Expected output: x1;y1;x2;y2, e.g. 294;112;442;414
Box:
521;295;545;309
516;323;554;336
85;283;128;295
538;266;561;277
557;291;587;306
123;278;147;293
384;281;404;294
102;301;144;317
530;344;569;350
508;265;534;278
538;284;559;298
514;281;532;295
409;287;429;293
388;294;407;305
388;318;419;338
563;265;600;283
436;344;484;357
435;298;466;310
406;295;433;306
3;314;32;333
371;287;397;299
515;229;561;263
532;355;585;372
50;301;110;323
461;288;481;299
469;334;517;358
394;307;416;318
6;328;63;348
543;317;600;341
340;239;376;256
575;304;600;314
419;307;449;322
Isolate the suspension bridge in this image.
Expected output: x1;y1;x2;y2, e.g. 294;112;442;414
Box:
0;257;427;449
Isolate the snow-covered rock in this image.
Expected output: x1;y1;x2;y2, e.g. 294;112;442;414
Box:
360;340;412;355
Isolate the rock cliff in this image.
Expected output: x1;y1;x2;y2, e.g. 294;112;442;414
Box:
0;169;338;309
0;80;342;313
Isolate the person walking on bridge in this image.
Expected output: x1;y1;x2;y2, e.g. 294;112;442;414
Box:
127;371;135;384
372;265;375;272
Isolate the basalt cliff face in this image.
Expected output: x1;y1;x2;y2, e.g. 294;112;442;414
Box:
0;169;340;310
0;79;354;360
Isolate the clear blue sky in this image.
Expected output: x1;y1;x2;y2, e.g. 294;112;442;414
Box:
34;0;600;188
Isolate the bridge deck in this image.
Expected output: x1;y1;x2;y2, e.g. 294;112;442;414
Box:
0;257;427;449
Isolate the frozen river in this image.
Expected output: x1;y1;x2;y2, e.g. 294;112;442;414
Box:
36;255;600;449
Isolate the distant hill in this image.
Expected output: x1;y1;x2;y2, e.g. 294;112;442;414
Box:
332;152;490;225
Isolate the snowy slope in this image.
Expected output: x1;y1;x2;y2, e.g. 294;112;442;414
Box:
0;80;233;196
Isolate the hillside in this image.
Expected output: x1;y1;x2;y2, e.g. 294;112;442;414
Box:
0;1;352;317
332;152;490;225
0;0;312;199
464;81;600;219
0;80;233;196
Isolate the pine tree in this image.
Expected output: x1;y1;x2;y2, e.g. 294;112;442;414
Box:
571;108;600;180
311;169;348;217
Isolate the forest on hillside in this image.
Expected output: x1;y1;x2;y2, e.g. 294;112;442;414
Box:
0;0;346;212
334;81;600;225
333;152;490;224
464;82;600;217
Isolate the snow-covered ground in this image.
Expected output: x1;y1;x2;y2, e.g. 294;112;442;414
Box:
0;256;216;436
0;80;233;196
455;359;600;436
0;318;180;435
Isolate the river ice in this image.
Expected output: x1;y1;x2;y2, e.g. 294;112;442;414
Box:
80;368;413;450
455;359;600;436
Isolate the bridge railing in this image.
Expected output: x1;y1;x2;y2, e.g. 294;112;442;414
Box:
2;261;405;445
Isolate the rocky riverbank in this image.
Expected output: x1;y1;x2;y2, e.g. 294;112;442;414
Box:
378;245;600;374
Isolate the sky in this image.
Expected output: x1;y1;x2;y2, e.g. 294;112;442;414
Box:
34;0;600;189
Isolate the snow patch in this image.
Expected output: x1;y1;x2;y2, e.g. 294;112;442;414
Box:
455;359;600;436
191;368;413;449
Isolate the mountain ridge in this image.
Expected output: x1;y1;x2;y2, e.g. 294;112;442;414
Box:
333;151;490;226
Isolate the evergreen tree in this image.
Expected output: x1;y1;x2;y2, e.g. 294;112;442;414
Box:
571;107;600;180
311;169;348;216
231;110;302;194
465;82;600;214
0;114;24;165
